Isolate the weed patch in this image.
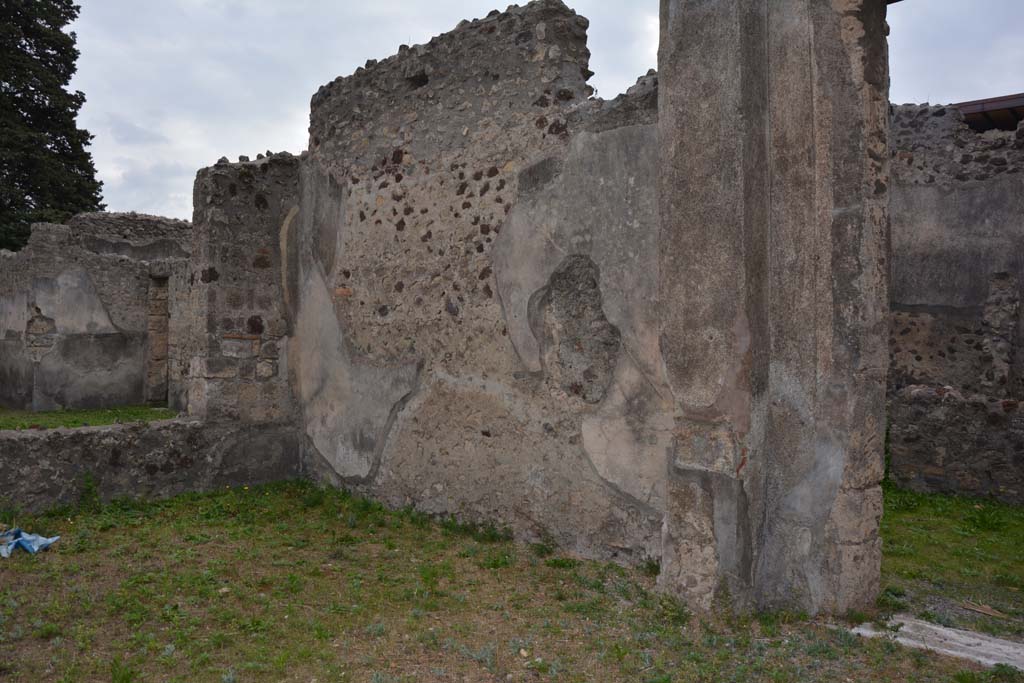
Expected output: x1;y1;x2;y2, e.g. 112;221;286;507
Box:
0;482;1015;681
0;405;176;431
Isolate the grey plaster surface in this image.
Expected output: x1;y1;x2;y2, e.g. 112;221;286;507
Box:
0;214;191;410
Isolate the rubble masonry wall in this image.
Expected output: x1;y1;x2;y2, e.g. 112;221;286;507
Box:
888;105;1024;502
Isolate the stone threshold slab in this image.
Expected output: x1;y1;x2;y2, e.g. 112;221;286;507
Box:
852;614;1024;670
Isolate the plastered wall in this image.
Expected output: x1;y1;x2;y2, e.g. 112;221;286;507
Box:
0;213;191;410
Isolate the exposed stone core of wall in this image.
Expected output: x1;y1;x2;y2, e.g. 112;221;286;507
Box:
892;104;1024;186
0;214;192;410
983;274;1020;396
657;0;890;614
66;211;192;254
890;274;1021;398
887;293;1024;504
890;386;1023;505
888;104;1023;501
541;255;621;405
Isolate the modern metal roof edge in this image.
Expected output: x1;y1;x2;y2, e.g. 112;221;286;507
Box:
952;93;1024;115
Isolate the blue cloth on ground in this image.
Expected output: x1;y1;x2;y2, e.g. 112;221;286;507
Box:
0;528;60;558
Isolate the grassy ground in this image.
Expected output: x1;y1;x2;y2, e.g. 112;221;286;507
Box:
880;482;1024;641
0;482;1020;683
0;406;177;431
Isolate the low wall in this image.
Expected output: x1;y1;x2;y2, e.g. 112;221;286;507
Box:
889;385;1024;505
0;419;299;512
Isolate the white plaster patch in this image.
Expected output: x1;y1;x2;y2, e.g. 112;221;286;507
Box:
582;355;672;509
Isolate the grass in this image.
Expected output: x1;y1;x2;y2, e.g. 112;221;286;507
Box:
0;481;1019;682
880;481;1024;640
0;405;177;431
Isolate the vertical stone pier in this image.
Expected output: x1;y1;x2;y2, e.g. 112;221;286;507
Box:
657;0;891;613
185;154;300;425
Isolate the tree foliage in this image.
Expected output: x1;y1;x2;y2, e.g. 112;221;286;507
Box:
0;0;103;251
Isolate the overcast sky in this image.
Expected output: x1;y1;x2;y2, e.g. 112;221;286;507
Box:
68;1;1023;220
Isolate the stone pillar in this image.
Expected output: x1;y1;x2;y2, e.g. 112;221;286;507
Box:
185;154;301;425
657;0;890;614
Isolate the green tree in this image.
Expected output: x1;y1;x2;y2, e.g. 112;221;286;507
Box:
0;0;103;251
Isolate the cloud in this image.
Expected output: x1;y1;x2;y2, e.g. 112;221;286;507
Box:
68;1;660;219
888;0;1024;105
105;115;168;146
68;2;1017;220
102;158;197;218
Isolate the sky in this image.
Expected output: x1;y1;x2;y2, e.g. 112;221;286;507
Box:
67;1;1023;220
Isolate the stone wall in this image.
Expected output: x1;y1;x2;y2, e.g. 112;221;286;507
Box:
0;213;191;410
288;1;666;564
889;385;1023;505
890;104;1024;387
0;419;298;513
891;104;1024;186
889;273;1021;397
193;0;888;615
888;104;1024;501
886;298;1023;504
66;211;193;251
